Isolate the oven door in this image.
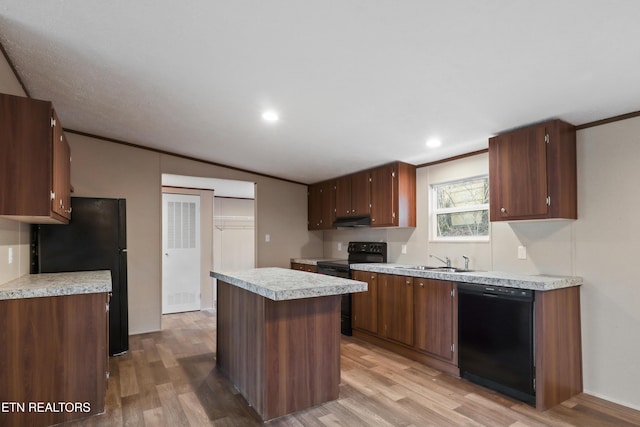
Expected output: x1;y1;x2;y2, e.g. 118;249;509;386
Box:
316;262;352;336
317;264;350;278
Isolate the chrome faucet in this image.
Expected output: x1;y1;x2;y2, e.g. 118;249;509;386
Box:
430;254;451;268
462;255;470;271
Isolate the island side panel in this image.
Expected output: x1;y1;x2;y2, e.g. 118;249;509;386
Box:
216;280;265;415
535;286;583;411
263;294;341;421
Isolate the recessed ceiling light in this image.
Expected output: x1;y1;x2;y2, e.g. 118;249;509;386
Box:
426;138;442;148
262;110;279;123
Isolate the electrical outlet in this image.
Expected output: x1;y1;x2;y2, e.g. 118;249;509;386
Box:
518;245;527;260
337;242;342;251
401;244;407;254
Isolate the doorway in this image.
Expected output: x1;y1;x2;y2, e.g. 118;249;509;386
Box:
161;174;256;312
162;193;201;314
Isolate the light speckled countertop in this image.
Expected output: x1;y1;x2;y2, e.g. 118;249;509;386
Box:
290;258;346;266
0;270;112;300
211;267;366;301
351;263;582;291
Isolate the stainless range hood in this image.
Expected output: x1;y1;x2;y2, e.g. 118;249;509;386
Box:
332;215;371;228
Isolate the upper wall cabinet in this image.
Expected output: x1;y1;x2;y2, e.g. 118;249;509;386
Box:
308;161;416;230
335;170;371;218
370;162;416;227
308;180;336;230
0;93;72;224
489;119;576;221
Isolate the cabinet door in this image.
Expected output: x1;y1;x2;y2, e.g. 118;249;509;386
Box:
320;180;336;228
352;271;378;334
335;175;352;217
370;164;395;226
350;170;371;217
51;111;71;220
414;279;455;361
379;274;413;346
307;183;323;230
489;124;548;220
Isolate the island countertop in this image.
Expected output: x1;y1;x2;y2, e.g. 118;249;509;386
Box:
210;267;366;301
0;270;112;300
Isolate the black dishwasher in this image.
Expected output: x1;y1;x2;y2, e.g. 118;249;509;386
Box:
458;282;535;405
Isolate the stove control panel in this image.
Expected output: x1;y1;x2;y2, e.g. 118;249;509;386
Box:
348;242;385;254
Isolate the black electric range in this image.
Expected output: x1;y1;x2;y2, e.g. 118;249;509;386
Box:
317;241;387;335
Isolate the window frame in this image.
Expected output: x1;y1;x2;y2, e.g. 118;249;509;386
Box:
429;174;490;242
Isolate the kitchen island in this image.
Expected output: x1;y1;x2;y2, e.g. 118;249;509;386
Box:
210;267;366;421
0;271;111;427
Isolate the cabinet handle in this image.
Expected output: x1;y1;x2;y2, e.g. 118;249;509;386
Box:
419;282;424;287
501;207;506;213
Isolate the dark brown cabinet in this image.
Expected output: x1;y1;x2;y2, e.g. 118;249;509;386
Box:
351;270;378;334
290;262;317;273
370;162;416;227
351;272;459;377
307;180;336;230
379;273;414;346
489;119;576;221
0;293;108;427
414;278;456;362
307;183;323;230
0;93;71;224
307;161;416;230
335;171;371;218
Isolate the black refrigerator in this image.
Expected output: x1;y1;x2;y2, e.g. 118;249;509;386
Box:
31;197;129;356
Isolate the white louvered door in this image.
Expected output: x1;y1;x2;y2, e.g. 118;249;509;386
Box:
162;193;201;314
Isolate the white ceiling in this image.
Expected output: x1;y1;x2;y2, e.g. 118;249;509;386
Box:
1;1;639;184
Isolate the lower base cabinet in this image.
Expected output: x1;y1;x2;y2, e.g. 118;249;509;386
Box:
290;262;318;273
352;271;459;376
0;293;108;427
414;278;456;362
352;270;583;410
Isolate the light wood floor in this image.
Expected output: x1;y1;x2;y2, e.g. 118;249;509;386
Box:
66;310;640;427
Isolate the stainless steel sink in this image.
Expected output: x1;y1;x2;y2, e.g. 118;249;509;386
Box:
394;265;439;270
394;265;474;273
431;267;474;273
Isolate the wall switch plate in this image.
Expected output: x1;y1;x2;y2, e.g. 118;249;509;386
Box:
401;244;407;254
337;242;342;251
265;234;271;243
8;247;13;264
517;245;527;260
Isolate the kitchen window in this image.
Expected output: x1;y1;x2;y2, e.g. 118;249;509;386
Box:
430;175;489;241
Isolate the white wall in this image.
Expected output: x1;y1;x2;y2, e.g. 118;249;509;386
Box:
574;118;640;409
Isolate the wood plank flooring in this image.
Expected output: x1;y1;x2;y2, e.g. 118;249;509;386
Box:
65;310;640;426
